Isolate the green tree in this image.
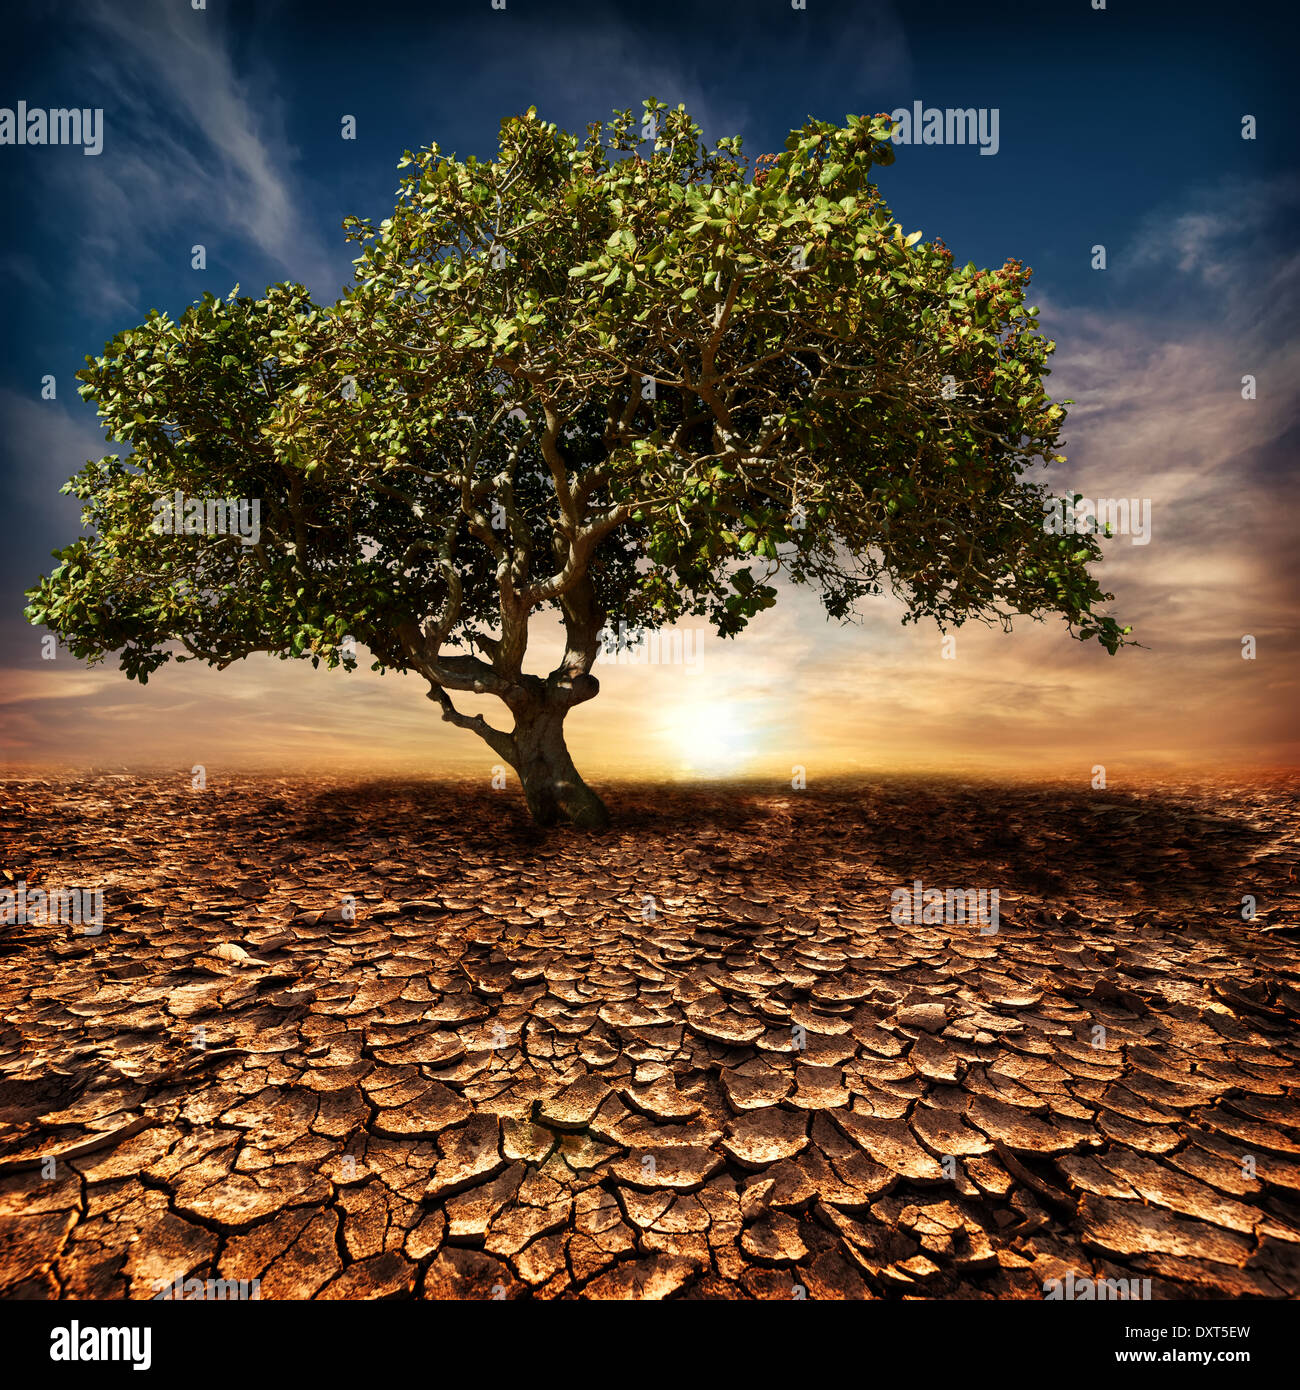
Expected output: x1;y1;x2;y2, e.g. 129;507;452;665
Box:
27;102;1129;829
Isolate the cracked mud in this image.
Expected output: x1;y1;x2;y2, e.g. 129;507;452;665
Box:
1;773;1298;1299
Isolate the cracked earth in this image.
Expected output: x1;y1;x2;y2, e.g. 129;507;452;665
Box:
1;772;1298;1299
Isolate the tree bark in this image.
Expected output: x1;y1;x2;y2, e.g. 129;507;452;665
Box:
409;548;611;830
512;697;610;830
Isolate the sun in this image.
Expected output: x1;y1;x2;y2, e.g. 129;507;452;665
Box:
658;696;756;775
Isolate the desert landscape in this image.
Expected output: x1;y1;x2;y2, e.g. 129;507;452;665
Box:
1;772;1297;1300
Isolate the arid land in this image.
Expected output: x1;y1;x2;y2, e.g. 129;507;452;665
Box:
1;772;1298;1300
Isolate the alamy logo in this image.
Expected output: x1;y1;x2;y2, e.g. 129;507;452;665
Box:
1043;495;1152;545
0;879;102;933
596;620;701;671
152;491;261;546
890;878;999;933
49;1322;151;1370
0;102;103;155
151;1274;261;1300
1044;1271;1152;1301
889;101;999;156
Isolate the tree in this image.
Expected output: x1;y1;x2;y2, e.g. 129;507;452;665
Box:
27;101;1130;830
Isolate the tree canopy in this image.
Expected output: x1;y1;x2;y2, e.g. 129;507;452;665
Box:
27;100;1130;828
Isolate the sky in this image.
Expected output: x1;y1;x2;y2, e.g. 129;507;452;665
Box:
1;0;1296;784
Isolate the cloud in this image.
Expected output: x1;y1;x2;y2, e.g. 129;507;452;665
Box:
0;389;104;525
1125;173;1300;298
1040;179;1300;635
458;0;911;158
40;0;343;310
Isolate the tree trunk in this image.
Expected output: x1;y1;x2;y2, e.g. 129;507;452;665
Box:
414;577;610;830
512;700;610;830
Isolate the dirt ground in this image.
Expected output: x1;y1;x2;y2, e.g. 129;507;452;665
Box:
1;772;1298;1300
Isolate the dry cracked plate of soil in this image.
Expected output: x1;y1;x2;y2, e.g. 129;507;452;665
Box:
1;772;1298;1300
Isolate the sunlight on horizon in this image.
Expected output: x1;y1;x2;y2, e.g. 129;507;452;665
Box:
654;690;764;776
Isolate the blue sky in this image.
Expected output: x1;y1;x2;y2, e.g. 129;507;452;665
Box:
2;0;1296;774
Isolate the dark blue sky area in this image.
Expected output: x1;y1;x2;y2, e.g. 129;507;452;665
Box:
2;1;1291;352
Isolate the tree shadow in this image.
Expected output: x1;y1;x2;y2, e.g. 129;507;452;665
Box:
222;773;1293;917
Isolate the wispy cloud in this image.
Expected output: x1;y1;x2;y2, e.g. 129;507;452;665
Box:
0;388;104;526
459;0;911;158
39;0;343;310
